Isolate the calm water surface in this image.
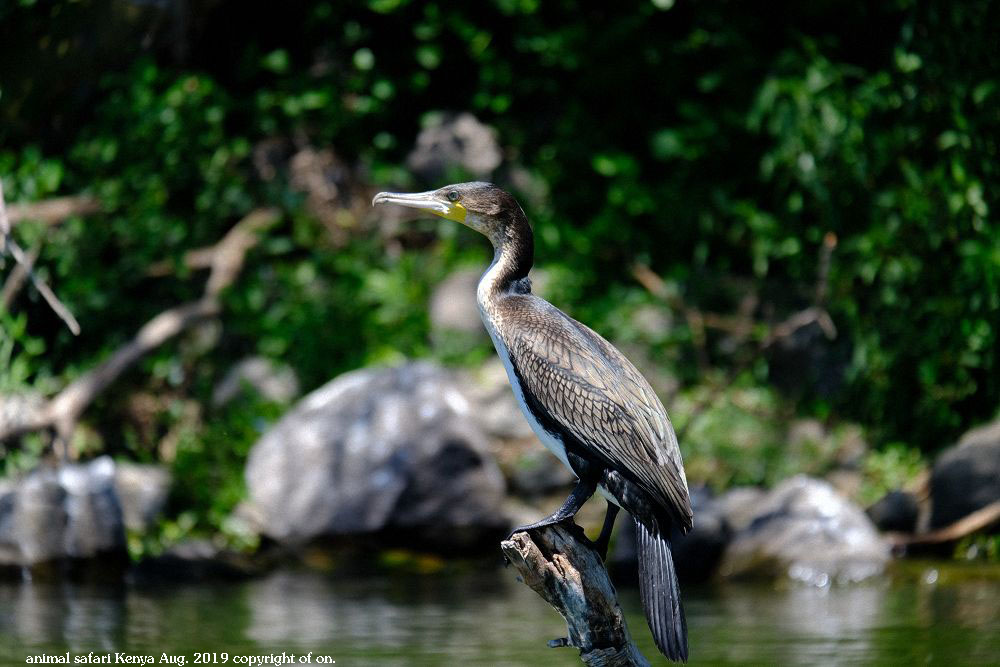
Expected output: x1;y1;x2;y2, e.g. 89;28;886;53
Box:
1;562;998;666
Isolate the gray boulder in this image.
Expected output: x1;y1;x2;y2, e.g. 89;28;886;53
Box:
114;463;171;532
459;358;534;441
429;268;483;336
457;359;571;496
0;457;126;567
930;420;1000;529
407;112;502;180
244;362;508;549
867;490;919;533
213;356;301;407
719;476;888;584
715;486;767;533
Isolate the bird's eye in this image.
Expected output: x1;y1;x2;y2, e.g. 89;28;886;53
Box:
447;191;459;202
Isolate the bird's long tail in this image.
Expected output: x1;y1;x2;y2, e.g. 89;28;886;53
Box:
635;517;688;662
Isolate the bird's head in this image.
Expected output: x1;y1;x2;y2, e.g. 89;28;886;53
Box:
372;181;524;244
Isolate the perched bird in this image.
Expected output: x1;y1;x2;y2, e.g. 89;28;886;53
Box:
373;182;692;662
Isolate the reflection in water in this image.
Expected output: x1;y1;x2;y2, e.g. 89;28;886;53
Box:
0;580;126;654
702;583;888;663
1;564;999;666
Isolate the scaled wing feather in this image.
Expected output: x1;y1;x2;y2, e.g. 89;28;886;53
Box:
502;296;693;530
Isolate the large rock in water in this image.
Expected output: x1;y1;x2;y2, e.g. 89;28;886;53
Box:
0;457;126;568
719;476;888;585
930;420;1000;530
244;362;508;549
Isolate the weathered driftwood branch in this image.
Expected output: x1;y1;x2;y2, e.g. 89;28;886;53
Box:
0;207;281;447
0;181;82;334
889;500;1000;549
5;195;101;227
501;524;650;667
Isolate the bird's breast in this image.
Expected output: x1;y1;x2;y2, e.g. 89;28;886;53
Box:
478;300;574;473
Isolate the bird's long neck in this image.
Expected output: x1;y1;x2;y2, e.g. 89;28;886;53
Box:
478;210;534;301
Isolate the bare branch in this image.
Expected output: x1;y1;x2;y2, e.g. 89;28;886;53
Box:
889;500;1000;548
6;196;101;226
814;232;837;306
0;181;81;335
0;208;281;446
1;241;41;308
146;208;279;282
146;247;216;277
502;524;650;667
762;306;837;348
631;263;709;372
43;299;221;441
204;208;280;297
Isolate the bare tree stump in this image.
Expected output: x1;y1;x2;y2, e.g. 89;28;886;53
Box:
501;523;650;667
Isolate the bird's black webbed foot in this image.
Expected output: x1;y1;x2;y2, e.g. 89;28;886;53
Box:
501;478;598;565
502;477;597;542
503;515;573;542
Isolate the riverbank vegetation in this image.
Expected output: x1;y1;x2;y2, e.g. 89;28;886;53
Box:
1;0;997;556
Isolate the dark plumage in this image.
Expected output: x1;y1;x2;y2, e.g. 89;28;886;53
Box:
374;182;693;662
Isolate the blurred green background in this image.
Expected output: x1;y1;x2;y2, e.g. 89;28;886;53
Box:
1;0;997;544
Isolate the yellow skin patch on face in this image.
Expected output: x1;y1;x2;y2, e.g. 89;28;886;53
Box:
435;201;467;223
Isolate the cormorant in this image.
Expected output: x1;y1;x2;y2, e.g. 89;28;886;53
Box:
373;182;692;662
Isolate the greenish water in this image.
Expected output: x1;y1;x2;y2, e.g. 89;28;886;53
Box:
1;562;998;666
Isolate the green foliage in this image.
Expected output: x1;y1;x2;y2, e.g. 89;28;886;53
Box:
955;534;1000;563
1;0;998;544
858;443;927;506
169;397;283;538
674;379;787;489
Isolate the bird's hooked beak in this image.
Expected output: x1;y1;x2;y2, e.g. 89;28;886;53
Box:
371;189;467;223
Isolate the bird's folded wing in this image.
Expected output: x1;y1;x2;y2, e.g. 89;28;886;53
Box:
505;300;693;530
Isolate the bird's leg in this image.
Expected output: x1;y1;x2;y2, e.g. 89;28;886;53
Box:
505;477;597;540
591;502;620;560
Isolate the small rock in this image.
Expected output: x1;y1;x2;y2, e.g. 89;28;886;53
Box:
719;476;888;584
459;358;534;440
213;356;301;407
114;463;171;532
715;487;766;533
59;458;123;558
407;112;502;180
958;420;1000;449
429;268;484;335
826;468;863;500
867;490;919;533
930;422;1000;529
9;471;66;564
0;457;126;567
766;319;850;398
787;419;826;450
